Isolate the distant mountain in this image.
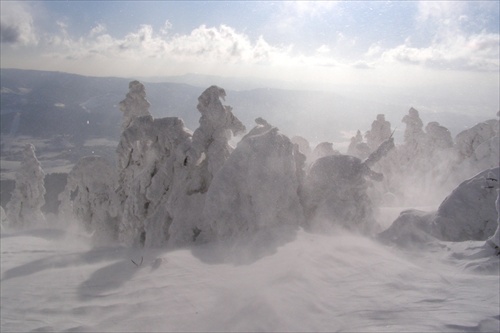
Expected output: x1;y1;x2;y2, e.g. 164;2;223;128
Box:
0;69;204;143
1;68;488;153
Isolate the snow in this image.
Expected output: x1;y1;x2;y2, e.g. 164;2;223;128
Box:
1;226;498;332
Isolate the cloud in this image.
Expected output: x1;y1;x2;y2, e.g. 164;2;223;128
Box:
3;1;497;80
316;45;331;55
36;23;296;67
351;61;373;70
380;32;499;71
364;1;499;72
89;24;106;37
0;2;37;45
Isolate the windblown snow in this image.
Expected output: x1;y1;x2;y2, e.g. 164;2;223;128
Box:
1;81;499;332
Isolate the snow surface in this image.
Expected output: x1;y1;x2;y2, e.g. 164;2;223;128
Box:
1;224;498;332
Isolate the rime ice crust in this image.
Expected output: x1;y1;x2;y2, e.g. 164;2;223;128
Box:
6;143;46;228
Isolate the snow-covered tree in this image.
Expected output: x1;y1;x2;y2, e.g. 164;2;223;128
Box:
365;114;392;151
119;80;151;131
167;87;247;246
402;107;424;149
425;122;453;151
310;142;339;163
486;189;500;254
200;118;305;241
390;108;456;205
453;117;499;180
186;85;246;191
59;156;119;244
0;206;7;230
291;135;312;161
6;144;46;228
302;138;394;234
117;116;192;247
347;130;370;159
455;119;498;162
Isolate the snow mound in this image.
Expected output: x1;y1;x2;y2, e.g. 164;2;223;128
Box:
434;168;499;241
379;168;499;246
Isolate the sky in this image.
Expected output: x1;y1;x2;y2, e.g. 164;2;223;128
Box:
1;1;499;116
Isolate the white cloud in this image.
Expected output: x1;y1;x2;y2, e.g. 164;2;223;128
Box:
0;2;37;45
89;24;106;37
159;20;172;35
315;45;330;55
364;1;499;72
35;23;296;67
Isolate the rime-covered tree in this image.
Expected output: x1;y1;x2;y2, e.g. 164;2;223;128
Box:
310;142;339;162
167;87;247;246
58;156;120;244
6;144;46;228
186;85;246;191
200;118;305;241
486;190;500;254
0;206;7;229
119;80;151;131
302;138;394;234
453;116;499;180
347;130;371;160
291;135;312;161
115;81;192;246
402;107;425;149
365;114;392;151
117;116;192;247
425;122;453;151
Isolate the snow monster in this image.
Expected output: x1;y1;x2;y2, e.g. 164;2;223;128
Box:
302;137;395;234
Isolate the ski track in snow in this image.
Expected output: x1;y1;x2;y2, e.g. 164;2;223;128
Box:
1;223;498;332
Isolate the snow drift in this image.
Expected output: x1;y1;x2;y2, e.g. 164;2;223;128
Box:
379;167;499;246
